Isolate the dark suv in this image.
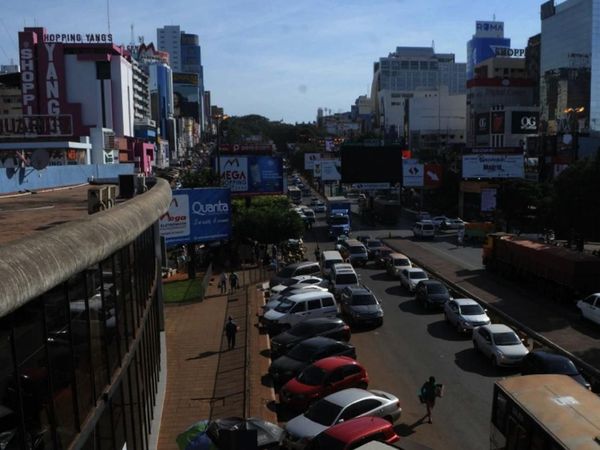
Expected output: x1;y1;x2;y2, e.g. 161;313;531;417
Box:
270;318;351;357
339;286;384;326
415;279;451;310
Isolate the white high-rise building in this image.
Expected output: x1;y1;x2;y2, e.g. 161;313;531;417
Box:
157;25;182;72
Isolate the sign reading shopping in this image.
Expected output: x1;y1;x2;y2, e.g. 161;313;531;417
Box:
462;155;525;179
219;155;283;196
160;188;232;246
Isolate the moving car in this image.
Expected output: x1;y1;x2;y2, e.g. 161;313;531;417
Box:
399;267;429;293
270;262;321;288
313;201;327;214
440;217;465;230
385;253;412;278
415;280;451;310
306;417;400;450
338;239;368;267
334;235;350;252
270;318;351;358
268;337;356;385
365;239;386;260
329;264;360;298
576;293;600;325
431;216;449;229
339;286;383;326
373;247;394;269
282;388;402;449
520;351;591;389
472;324;529;367
320;251;344;278
279;356;369;411
412;221;435;239
444;298;491;333
303;208;316;224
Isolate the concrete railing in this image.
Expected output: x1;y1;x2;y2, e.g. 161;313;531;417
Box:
0;178;172;319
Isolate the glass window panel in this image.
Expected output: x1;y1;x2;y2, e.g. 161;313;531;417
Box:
101;257;120;377
88;265;109;400
113;252;128;357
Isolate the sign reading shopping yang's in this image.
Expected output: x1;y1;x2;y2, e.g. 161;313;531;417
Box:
159;188;231;246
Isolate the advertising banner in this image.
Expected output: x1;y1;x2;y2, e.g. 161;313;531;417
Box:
475;113;490;135
481;188;497;212
313;162;321;178
219;155;283;195
511;111;539;134
320;159;341;181
402;159;424;187
491;111;505;134
424;163;443;188
462;154;525;179
304;153;320;170
160;188;231;246
350;182;390;190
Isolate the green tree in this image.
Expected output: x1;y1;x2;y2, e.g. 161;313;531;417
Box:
179;168;219;188
497;179;543;233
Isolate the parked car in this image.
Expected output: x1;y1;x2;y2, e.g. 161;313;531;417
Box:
280;356;369;411
576;293;600;325
399;267;429;293
282;388;402;450
364;239;386;260
412;221;435;239
431;216;449;229
444;298;490;333
415;280;451;310
271;276;328;295
270;262;321;288
520;351;591;389
374;247;394;269
306;417;400;450
355;235;372;245
334;235;350;252
339;286;383;326
268;337;356;385
261;291;338;334
472;324;529;367
440;217;465;230
270;318;351;358
385;253;412;278
264;285;329;312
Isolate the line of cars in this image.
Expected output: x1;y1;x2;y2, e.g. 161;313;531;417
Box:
259;261;401;449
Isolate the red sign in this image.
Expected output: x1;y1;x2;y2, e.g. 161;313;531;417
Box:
424;164;443;188
402;150;412;159
491;111;505;134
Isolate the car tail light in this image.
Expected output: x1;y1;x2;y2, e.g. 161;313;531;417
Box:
343;325;351;339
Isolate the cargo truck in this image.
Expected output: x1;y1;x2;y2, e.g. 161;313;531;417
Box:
483;233;600;301
326;196;351;238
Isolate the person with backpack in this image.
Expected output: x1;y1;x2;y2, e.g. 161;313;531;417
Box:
420;376;443;424
230;271;239;292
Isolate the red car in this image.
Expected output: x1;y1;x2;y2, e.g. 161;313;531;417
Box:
306;416;400;449
279;356;368;411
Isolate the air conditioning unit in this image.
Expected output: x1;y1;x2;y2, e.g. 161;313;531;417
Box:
88;186;109;214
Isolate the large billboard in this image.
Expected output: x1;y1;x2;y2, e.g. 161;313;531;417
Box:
304;153;320;170
462;155;524;179
466;36;511;79
341;146;403;184
160;188;232;246
320;159;341;181
402;159;424;187
475;113;490;135
219;155;283;195
511;111;539;134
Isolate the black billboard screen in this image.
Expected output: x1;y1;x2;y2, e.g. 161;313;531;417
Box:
341;146;403;184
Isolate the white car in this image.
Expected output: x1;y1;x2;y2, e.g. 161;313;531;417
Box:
270;275;326;295
399;267;428;292
431;216;449;228
444;298;491;333
441;218;465;230
264;285;329;312
282;388;402;449
577;293;600;325
472;324;529;367
313;202;327;213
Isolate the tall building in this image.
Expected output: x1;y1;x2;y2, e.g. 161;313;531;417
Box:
466;21;511;80
0;72;22;118
370;46;466;141
131;58;151;124
157;25;182;71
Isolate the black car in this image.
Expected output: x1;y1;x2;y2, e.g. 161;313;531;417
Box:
268;337;356;385
339;286;384;326
520;351;591;389
270;318;351;358
415;280;451;310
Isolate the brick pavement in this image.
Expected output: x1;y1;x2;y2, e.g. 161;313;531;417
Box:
157;268;276;450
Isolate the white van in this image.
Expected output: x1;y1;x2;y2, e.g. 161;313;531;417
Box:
320;250;344;278
261;291;338;332
386;252;412;277
330;263;360;297
413;221;435;239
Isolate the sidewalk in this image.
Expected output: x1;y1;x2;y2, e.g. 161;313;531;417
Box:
157;268;276;450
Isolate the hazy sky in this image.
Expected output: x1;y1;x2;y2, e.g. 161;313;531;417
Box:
0;0;544;123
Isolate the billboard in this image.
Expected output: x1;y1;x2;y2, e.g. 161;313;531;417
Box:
304;153;320;170
475;113;490;135
320;159;341;181
173;72;199;86
467;36;511;79
462;155;525;179
219;155;283;195
511;111;539;134
491;111;505;134
402;159;424;187
160;188;231;246
475;21;504;38
341;146;403;184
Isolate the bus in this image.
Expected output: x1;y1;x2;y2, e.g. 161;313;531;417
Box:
287;186;302;205
491;374;600;450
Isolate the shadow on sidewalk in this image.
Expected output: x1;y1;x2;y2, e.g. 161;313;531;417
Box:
186;350;220;361
394;417;427;437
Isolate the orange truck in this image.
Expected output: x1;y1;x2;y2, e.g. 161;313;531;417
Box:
464;221;495;242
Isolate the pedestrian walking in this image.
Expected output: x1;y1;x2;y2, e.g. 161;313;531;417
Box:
420;376;443;424
230;271;239;292
314;245;320;262
224;316;239;350
457;227;465;247
219;272;228;294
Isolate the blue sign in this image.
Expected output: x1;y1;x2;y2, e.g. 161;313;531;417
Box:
159;188;231;247
467;37;511;80
219;155;283;195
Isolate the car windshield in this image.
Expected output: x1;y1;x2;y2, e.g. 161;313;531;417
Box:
544;358;579;375
409;271;427;279
350;247;365;254
428;284;448;295
367;240;383;248
351;294;377;305
304;400;343;426
287;343;319;361
394;258;410;266
296;365;327;386
276;267;295;278
336;274;358;284
493;332;521;346
331;217;348;225
460;304;484;315
274;300;294;313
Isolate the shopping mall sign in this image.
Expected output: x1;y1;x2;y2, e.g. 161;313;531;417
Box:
0;115;73;137
159;188;232;246
462;155;525;179
219;155;284;196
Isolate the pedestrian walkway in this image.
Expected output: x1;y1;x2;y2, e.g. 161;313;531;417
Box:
157;267;276;450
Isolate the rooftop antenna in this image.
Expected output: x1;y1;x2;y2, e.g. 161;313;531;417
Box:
106;0;111;34
130;23;135;47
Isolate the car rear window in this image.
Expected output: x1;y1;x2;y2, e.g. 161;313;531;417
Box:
350;246;366;254
325;259;343;269
422;224;434;231
428;284;448;294
409;271;427;279
336;274;358;285
304;400;343;426
394;258;410;266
